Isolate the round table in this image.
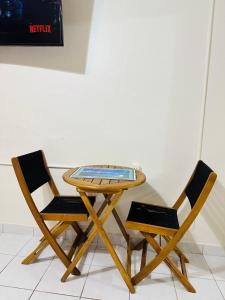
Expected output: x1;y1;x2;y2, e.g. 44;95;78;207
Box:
63;165;146;193
62;165;146;293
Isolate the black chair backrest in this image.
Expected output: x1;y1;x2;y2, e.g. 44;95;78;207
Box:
18;150;50;193
185;160;213;208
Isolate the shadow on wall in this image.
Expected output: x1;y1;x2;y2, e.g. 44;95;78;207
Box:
0;0;95;73
200;181;225;248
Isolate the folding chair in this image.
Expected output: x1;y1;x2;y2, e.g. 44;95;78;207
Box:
12;150;96;275
125;160;217;293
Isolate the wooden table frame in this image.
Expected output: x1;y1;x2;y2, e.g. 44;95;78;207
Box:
61;166;146;293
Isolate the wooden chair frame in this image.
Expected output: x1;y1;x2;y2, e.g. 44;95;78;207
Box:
126;165;217;293
11;151;89;275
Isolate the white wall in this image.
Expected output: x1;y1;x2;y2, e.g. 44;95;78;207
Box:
0;0;219;246
198;0;225;247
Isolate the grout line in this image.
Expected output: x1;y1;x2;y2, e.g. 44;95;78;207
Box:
79;297;102;300
33;290;81;299
0;255;18;275
35;286;82;299
214;280;225;300
28;255;55;300
0;253;16;274
0;233;33;258
80;244;98;299
171;275;179;300
14;236;35;257
202;253;215;272
203;252;222;283
0;284;32;291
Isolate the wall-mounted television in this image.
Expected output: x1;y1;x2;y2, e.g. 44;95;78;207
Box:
0;0;63;46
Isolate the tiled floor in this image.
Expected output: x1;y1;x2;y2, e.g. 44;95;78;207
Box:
0;233;225;299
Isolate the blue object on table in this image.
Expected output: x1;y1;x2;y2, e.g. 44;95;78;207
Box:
70;167;136;181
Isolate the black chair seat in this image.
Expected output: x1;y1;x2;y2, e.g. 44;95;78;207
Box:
41;196;96;216
126;201;179;229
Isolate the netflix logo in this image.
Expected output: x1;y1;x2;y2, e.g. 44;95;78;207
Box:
29;25;52;33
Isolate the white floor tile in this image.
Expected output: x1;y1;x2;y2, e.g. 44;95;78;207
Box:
66;229;98;246
174;277;224;300
0;233;223;300
131;249;172;275
0;234;31;255
0;285;32;300
36;258;90;297
204;255;225;281
130;273;176;300
0;256;52;289
33;227;43;238
17;238;55;260
17;237;65;261
203;245;225;257
97;233;124;248
61;240;96;266
91;246;126;267
186;254;213;280
0;254;14;272
132;251;213;280
3;224;33;236
82;264;129;300
179;242;203;255
30;291;79;300
216;280;225;298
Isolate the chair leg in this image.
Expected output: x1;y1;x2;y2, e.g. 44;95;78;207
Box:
37;219;81;276
180;255;188;277
132;239;144;251
67;222;87;260
145;234;194;292
163;236;189;263
22;222;69;265
71;222;83;235
127;236;132;277
132;233;158;251
140;239;147;271
132;233;196;293
67;231;86;260
39;221;63;242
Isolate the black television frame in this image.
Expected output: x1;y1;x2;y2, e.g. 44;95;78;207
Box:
0;0;64;46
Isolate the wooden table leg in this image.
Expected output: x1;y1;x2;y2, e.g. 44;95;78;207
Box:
104;193;130;244
92;215;135;293
73;191;135;293
85;196;110;236
127;236;132;277
61;190;135;293
61;192;122;282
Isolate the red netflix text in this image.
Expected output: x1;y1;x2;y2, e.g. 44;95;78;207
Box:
29;25;52;33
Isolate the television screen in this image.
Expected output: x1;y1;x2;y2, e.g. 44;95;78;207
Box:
0;0;63;46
